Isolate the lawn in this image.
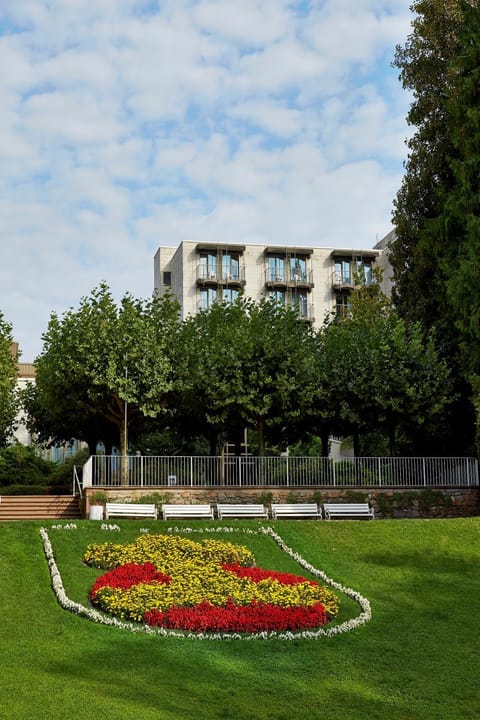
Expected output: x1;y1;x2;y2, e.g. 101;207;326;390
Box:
1;517;479;720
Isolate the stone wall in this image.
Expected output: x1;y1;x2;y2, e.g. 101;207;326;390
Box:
85;486;479;519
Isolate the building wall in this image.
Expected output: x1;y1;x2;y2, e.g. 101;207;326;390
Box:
154;241;383;328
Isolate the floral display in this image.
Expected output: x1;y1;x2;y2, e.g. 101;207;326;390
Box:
85;533;339;631
40;525;373;640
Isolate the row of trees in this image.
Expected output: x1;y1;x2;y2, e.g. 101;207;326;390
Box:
391;0;480;454
17;281;452;457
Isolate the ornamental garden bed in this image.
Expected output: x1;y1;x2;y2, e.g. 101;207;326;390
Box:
42;523;370;639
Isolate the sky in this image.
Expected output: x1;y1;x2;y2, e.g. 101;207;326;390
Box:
0;0;413;361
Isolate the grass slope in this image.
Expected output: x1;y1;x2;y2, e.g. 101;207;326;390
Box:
1;518;479;720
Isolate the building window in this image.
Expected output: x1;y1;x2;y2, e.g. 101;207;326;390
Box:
199;287;217;311
200;252;217;280
334;259;373;287
222;253;240;281
268;256;285;282
163;271;171;286
335;293;351;317
269;289;286;306
290;257;307;283
334;260;352;286
292;289;308;318
222;288;239;303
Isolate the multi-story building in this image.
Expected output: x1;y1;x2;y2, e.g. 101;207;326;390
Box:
154;241;383;325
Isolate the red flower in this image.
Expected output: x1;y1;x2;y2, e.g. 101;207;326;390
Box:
222;562;318;586
90;562;171;600
144;599;329;633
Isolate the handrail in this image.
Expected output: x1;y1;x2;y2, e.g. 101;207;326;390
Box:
72;465;83;499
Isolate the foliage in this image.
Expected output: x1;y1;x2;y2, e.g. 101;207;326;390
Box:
25;283;179;459
313;283;453;455
0;311;19;447
390;0;480;454
0;444;53;487
173;298;318;455
49;448;91;494
86;533;339;631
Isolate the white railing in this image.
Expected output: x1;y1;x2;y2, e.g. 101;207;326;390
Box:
72;465;83;498
84;455;479;488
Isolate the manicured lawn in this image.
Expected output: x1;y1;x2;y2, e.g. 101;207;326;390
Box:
1;517;479;720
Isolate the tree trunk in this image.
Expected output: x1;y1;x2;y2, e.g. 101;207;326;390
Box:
321;429;330;458
257;419;265;457
353;430;360;458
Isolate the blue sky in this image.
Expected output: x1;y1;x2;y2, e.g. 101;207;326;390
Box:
0;0;413;360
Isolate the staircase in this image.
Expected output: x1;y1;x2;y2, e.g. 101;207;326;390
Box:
0;495;82;521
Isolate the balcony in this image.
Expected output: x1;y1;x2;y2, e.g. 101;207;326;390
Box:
265;267;314;288
295;302;315;323
197;264;246;286
332;270;354;290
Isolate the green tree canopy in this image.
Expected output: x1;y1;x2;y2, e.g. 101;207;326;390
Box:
173;297;318;455
390;0;479;454
314;282;452;455
0;312;19;447
25;283;179;460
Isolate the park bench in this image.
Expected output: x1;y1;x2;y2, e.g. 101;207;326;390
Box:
323;503;375;520
162;504;214;520
216;503;268;520
105;502;158;520
270;503;322;520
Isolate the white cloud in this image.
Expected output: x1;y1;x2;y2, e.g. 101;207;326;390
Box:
0;0;412;359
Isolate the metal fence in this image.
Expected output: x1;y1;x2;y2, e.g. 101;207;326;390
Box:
82;455;479;489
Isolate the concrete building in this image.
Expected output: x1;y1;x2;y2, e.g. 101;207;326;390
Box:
154;241;384;325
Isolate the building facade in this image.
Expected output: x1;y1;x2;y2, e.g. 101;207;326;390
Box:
154;241;383;325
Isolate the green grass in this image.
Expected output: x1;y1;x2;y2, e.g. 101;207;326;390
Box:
1;518;479;720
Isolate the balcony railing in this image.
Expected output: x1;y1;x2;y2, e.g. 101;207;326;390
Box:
265;268;314;286
332;271;374;289
197;264;246;284
82;455;479;489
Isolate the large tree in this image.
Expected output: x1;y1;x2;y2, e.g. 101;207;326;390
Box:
26;284;179;465
390;0;479;454
312;281;452;455
0;312;19;447
173;297;318;456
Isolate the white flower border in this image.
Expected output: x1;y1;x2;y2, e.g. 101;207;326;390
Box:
39;525;372;641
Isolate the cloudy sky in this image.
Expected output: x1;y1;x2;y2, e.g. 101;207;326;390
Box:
0;0;413;360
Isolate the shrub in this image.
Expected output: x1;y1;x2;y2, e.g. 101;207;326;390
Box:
49;449;90;494
0;445;53;487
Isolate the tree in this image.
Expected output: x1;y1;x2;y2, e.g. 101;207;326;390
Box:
0;312;18;447
27;284;179;471
235;298;318;455
390;0;465;326
173;298;318;456
313;281;452;455
390;0;479;454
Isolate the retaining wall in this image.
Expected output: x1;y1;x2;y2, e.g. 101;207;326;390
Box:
85;486;479;519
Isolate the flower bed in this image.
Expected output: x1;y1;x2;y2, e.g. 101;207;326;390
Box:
84;533;339;632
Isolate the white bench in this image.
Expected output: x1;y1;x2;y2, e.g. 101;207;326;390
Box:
271;503;322;520
105;502;158;520
216;503;268;520
162;504;214;520
323;503;375;520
